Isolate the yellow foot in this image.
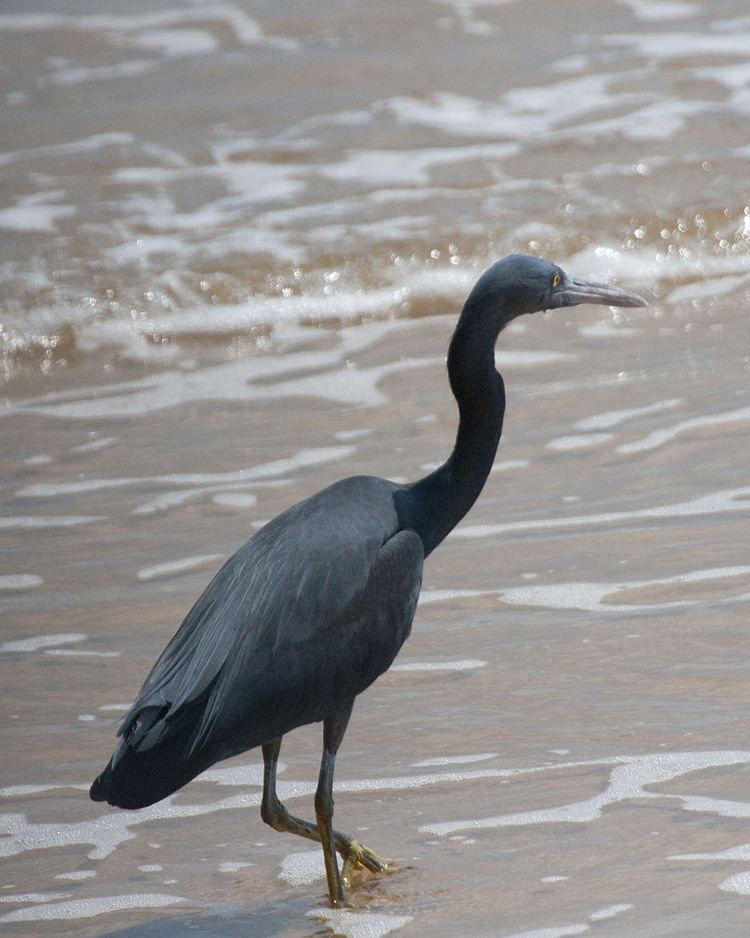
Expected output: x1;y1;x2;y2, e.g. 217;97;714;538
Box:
340;839;396;886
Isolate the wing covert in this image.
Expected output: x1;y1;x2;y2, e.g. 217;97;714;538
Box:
118;475;406;752
191;527;424;755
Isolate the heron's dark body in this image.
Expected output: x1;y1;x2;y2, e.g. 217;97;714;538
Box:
91;476;430;808
90;255;645;906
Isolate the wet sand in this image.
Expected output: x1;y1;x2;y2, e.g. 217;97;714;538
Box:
2;1;750;935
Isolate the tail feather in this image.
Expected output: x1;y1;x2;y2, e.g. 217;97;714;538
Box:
90;704;212;809
89;770;109;803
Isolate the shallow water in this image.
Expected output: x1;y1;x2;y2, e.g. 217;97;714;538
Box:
2;1;750;935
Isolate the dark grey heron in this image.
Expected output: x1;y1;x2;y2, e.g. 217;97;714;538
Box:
91;254;646;906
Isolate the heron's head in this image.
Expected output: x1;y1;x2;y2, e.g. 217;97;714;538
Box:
468;254;647;328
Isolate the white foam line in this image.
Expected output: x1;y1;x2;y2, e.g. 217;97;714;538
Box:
389;659;486;671
307;909;414;938
0;760;616;861
454;486;750;539
245;357;434;409
589;903;633;921
0;201;75;232
280;850;324;886
199;764;266;787
0;789;267;861
419;751;750;836
15;355;422;418
133;489;202;516
566;243;750;285
134;483;273;517
666;272;750;304
17;478;133;497
70;436;118;453
503;926;589;938
0;132;134;168
498;565;750;614
10;315;422;419
335;428;373;441
496;350;572;367
677;794;750;820
212;492;258;508
719;872;750;895
575;399;682;432
0;784;89;798
422;567;750;615
617;406;750;454
321;142;518;186
568;98;712;142
578;321;640;338
54;870;96;881
45;650;120;658
119;287;394;333
44;59;157;87
619;0;696;21
413;753;498;768
0;574;43;590
492;459;530;473
0;893;188;923
546;433;613;451
0;515;104;529
218;860;253;873
419;588;494;604
0;8;297;52
604;30;750;62
0;633;86;653
5;752;750;863
0;892;71;904
384;76;638;142
137;554;223;581
693;52;750;80
13;349;343;419
18;446;355;499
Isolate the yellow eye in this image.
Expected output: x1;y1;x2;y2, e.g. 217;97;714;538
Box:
551;272;561;288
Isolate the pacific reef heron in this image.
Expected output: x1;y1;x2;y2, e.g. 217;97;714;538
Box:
91;254;646;906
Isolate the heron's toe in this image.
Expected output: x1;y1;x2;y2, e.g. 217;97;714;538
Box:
340;839;396;885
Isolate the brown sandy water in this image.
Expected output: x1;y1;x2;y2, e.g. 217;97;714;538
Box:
1;1;750;935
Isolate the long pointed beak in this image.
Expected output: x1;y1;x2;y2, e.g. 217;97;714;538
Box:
552;278;647;309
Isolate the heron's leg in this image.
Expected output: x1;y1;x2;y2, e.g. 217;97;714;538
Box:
314;704;351;905
260;730;394;900
261;737;319;841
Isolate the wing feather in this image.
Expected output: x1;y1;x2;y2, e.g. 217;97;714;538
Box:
190;527;424;756
119;476;413;757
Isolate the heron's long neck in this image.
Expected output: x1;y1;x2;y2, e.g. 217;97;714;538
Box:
397;317;505;557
